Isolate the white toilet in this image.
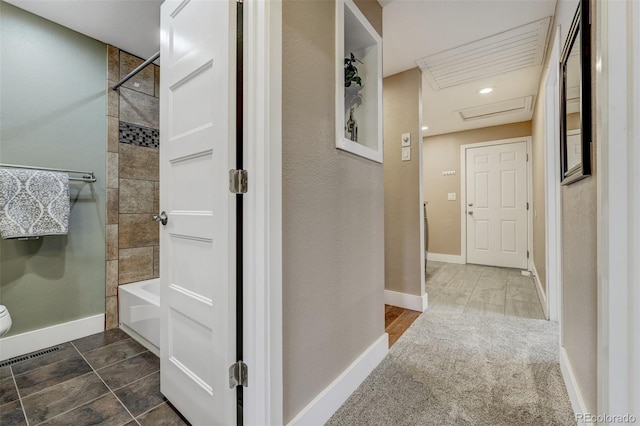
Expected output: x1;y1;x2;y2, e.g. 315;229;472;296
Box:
0;305;12;337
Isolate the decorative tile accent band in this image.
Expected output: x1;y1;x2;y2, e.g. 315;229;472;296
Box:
119;121;159;149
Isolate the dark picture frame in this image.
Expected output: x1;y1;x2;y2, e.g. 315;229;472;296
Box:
560;0;592;185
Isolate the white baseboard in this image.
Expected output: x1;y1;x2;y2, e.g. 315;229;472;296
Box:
287;333;389;426
0;314;104;361
384;290;428;312
531;262;549;320
426;252;465;264
560;346;592;424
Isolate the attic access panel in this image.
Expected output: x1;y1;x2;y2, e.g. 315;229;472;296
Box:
418;17;551;91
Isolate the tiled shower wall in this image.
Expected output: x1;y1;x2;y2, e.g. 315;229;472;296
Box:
105;46;160;329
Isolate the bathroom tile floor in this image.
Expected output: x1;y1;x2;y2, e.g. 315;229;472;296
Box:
0;329;189;426
426;261;546;319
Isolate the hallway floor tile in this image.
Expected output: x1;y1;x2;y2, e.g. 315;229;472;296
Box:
426;261;545;319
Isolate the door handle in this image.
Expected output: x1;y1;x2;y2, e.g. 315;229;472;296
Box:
153;211;168;225
468;211;474;215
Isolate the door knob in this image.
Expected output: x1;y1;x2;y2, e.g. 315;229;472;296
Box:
468;211;474;215
153;211;168;225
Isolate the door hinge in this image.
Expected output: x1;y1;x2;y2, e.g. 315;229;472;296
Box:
527;250;530;259
229;361;248;388
526;202;529;210
229;169;248;194
526;154;529;161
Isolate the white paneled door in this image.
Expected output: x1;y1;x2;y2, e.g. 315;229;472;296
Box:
159;0;236;424
466;141;528;269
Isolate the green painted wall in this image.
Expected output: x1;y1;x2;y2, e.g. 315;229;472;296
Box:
0;2;107;336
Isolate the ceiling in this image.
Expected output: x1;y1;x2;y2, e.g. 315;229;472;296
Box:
383;0;558;136
5;0;162;61
8;0;564;136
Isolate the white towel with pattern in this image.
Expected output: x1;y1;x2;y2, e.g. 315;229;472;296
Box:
0;168;70;239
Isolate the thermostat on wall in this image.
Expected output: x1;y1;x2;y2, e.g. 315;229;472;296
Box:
401;132;411;147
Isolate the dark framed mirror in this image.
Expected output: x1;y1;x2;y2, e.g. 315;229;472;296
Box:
560;0;591;185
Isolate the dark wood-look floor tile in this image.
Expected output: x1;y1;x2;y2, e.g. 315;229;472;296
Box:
21;372;109;424
10;343;79;376
14;355;92;397
114;371;166;417
97;352;159;390
137;402;190;426
73;329;131;354
0;376;18;405
385;309;421;347
0;399;27;425
83;338;146;370
40;393;133;426
384;305;404;328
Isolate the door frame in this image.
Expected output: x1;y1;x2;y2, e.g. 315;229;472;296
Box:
544;26;562;324
459;137;533;270
595;0;640;416
242;0;283;424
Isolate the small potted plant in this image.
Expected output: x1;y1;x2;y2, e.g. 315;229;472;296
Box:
344;53;364;142
344;53;364;88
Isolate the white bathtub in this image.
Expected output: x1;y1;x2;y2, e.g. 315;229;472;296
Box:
118;278;160;356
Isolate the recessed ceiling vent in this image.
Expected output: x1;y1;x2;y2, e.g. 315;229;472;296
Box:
417;17;551;91
458;96;534;122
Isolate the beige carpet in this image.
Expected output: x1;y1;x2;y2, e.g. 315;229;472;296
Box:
326;312;575;425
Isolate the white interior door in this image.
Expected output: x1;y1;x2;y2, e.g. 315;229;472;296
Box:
159;1;236;424
466;141;528;269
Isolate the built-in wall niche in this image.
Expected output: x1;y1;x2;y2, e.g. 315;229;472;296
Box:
335;0;383;163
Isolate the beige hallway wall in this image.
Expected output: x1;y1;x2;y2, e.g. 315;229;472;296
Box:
559;0;597;412
530;0;597;412
383;67;424;297
282;0;385;422
422;122;532;256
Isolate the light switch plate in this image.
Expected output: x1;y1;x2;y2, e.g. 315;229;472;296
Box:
447;192;456;201
402;147;411;161
401;132;411;147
